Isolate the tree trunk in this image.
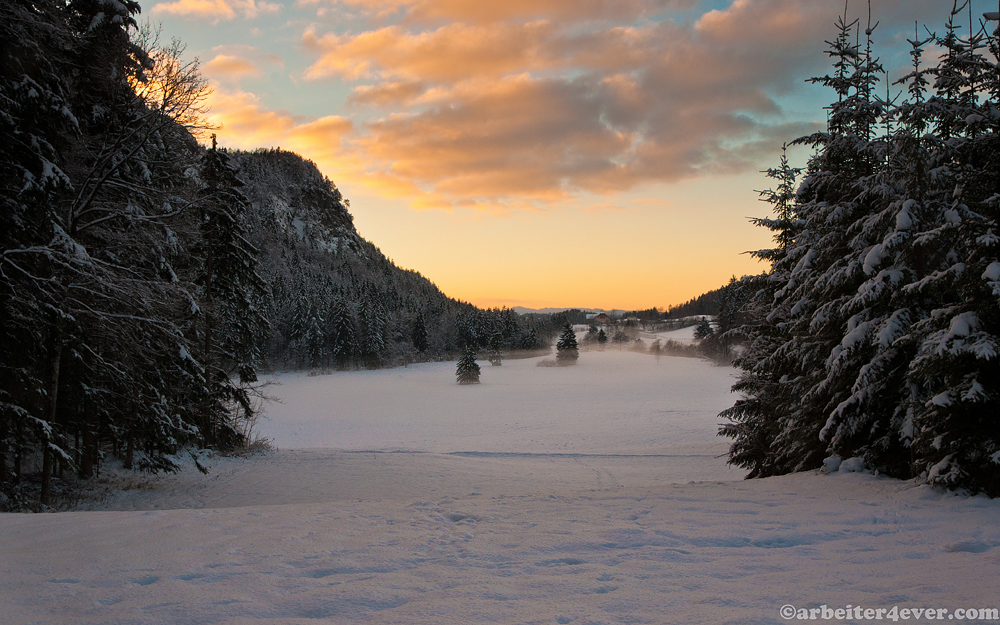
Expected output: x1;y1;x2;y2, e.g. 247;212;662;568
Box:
202;243;214;447
41;337;63;507
13;429;21;485
80;400;96;478
124;398;136;470
0;433;7;485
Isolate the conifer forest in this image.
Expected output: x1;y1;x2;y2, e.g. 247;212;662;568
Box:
0;0;545;507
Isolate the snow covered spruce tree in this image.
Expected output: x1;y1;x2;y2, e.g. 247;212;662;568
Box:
721;4;1000;495
900;6;1000;493
328;296;357;369
193;135;269;448
456;345;481;384
556;322;579;365
411;311;429;352
488;328;504;366
719;149;801;476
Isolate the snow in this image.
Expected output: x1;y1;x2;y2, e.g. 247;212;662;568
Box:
836;457;865;473
946;311;978;338
983;261;1000;282
839;316;872;351
862;243;885;275
259;349;731;460
3;350;1000;624
650;323;699;344
876;309;909;347
895;200;914;230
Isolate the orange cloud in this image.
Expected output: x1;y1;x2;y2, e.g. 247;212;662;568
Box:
151;0;281;21
301;0;697;25
203;55;262;81
348;81;428;107
355;75;639;202
203;86;455;207
202;47;284;84
204;88;296;147
302;21;556;82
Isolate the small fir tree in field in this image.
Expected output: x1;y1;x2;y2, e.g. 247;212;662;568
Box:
556;322;579;365
456;346;481;384
597;328;608;347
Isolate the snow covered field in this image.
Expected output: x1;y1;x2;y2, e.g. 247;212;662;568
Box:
3;343;1000;624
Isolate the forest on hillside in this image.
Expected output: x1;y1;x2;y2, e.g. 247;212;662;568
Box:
720;3;1000;496
0;0;554;509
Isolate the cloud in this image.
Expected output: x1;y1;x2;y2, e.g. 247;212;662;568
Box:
300;0;697;25
204;88;297;147
302;21;558;82
202;47;285;84
205;87;357;160
348;81;428;107
204;86;451;205
236;0;953;212
203;55;263;81
299;5;823;206
151;0;281;22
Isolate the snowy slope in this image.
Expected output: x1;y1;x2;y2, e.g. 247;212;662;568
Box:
2;351;999;625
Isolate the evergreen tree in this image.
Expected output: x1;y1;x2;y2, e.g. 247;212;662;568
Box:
195;135;269;447
456;346;481;384
0;0;220;505
328;296;356;370
721;4;1000;495
556;322;579;365
488;329;504;366
411;311;429;352
520;325;541;350
597;328;608;347
358;293;386;367
694;317;714;340
304;314;326;369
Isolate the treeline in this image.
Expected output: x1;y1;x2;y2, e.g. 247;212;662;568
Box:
721;3;1000;496
665;288;724;318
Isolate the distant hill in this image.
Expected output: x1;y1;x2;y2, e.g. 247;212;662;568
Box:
233;149;544;369
512;306;609;315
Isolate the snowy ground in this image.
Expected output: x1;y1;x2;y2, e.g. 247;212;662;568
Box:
3;338;1000;624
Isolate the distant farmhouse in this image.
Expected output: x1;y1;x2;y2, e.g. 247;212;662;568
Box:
586;313;613;325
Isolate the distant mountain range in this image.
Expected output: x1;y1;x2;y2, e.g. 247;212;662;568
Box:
512;306;612;315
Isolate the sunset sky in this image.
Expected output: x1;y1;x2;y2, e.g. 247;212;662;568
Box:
148;0;976;310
